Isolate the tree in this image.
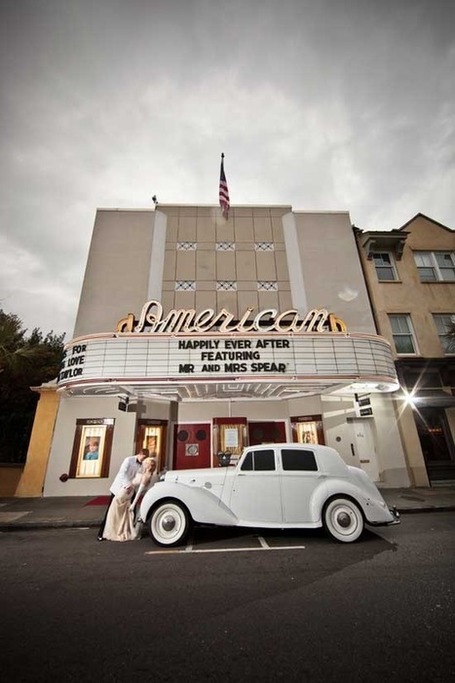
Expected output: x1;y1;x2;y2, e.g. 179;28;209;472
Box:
0;309;65;464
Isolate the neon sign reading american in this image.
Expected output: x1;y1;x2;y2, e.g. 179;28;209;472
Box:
116;300;347;335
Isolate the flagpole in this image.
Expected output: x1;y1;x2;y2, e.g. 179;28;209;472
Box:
219;153;230;219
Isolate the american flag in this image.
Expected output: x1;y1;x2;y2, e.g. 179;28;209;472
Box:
219;153;230;218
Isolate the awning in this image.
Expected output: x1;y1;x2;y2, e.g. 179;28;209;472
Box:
56;331;400;401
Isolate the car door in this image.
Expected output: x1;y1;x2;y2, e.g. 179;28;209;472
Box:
229;448;282;524
279;447;322;523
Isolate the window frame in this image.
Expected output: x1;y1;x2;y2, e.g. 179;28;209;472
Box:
414;251;455;282
281;448;318;472
240;449;276;471
372;252;398;281
432;313;455;354
389;314;418;355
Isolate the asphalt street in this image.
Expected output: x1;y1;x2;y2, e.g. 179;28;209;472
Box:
1;513;454;682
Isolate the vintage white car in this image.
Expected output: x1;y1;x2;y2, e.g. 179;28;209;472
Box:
139;443;400;546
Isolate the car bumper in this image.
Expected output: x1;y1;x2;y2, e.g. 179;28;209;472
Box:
369;506;401;527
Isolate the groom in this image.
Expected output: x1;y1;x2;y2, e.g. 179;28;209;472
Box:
97;447;149;541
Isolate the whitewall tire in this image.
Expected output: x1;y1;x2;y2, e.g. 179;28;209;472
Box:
148;500;190;547
323;498;364;543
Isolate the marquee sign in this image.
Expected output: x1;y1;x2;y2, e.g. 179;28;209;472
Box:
115;300;348;335
57;331;397;390
57;302;399;396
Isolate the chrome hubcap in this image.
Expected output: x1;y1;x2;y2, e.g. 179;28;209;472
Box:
337;511;351;528
162;515;176;531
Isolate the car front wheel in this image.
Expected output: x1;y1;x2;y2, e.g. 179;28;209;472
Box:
148;500;190;547
323;497;364;543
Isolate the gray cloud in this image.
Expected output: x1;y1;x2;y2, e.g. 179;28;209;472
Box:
1;0;454;337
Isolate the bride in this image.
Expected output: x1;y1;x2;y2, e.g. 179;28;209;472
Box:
102;456;158;542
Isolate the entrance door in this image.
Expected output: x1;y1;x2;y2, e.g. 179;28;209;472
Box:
350;419;379;482
173;423;211;470
414;408;455;482
248;421;287;445
135;420;167;473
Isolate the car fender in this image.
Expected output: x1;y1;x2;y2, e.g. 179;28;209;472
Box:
139;481;238;526
322;477;392;524
322;478;369;513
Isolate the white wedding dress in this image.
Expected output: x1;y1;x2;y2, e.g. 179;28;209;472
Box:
102;486;142;542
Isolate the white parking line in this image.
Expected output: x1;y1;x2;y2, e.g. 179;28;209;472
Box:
144;544;306;555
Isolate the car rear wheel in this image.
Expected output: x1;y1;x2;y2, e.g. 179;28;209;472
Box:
148;500;190;547
323;497;364;543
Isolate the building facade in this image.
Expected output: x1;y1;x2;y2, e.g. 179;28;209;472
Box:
21;205;413;497
356;213;455;485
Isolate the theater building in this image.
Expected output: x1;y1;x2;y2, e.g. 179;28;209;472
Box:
20;204;412;497
356;213;455;485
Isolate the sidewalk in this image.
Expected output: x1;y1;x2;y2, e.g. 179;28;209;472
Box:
1;487;455;531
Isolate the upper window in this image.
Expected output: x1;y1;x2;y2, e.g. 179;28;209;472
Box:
281;449;318;471
413;251;455;282
372;252;398;281
389;314;417;354
241;449;275;471
433;314;455;354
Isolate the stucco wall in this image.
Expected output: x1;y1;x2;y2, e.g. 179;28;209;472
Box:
73;210;156;337
161;204;292;320
369;394;410;486
392;399;429;486
360;217;455;358
43;396;138;497
291;212;377;333
356;214;454;485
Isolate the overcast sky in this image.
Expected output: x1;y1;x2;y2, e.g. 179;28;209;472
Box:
1;0;454;339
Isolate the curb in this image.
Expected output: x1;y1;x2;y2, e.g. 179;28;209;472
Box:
0;520;101;532
392;505;455;515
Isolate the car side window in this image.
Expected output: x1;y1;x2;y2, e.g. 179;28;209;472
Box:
241;449;275;471
281;448;318;471
241;452;253;470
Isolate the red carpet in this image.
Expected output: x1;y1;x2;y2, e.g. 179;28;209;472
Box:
85;496;110;506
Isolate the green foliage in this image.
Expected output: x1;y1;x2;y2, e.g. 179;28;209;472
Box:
0;309;65;464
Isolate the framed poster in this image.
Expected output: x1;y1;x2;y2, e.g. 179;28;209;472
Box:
224;428;239;449
69;419;114;479
290;415;325;445
135;420;168;472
